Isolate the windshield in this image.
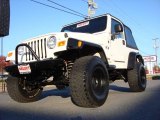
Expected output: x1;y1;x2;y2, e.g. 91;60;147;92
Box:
61;16;107;34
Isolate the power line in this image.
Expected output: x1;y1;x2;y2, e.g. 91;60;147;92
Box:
80;0;88;3
47;0;87;18
30;0;86;18
108;1;157;56
111;0;158;39
139;50;152;56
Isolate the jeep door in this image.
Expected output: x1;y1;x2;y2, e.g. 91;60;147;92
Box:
108;18;127;68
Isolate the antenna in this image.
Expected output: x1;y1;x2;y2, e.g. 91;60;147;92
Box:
88;0;97;18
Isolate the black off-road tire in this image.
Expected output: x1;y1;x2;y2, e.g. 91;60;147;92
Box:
70;56;109;108
6;75;42;103
128;62;147;92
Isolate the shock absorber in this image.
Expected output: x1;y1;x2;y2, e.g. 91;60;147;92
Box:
67;60;74;79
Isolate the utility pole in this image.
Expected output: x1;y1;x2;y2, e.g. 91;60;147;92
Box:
153;38;159;65
0;0;10;92
88;0;97;18
1;37;3;57
0;37;6;92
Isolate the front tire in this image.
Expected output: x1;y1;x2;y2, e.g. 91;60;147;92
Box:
128;62;147;92
6;75;42;103
70;56;109;108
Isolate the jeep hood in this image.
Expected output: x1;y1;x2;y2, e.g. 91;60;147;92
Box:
64;32;103;45
21;32;103;45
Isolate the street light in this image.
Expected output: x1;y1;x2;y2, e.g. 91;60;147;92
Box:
153;38;159;65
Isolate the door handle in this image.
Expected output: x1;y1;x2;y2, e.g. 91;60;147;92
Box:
122;40;125;45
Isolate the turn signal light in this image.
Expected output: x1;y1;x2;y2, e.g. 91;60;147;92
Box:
58;41;66;47
78;41;83;47
8;52;13;57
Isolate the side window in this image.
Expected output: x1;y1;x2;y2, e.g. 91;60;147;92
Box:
124;26;138;49
111;19;124;39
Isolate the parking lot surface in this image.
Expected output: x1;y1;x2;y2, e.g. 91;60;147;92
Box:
0;80;160;120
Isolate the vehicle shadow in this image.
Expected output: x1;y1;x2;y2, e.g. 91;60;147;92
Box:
41;87;70;99
109;85;132;92
41;84;132;100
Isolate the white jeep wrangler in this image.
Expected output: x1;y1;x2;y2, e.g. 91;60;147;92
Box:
5;14;146;108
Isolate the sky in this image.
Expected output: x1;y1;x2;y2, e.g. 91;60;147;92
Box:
1;0;160;64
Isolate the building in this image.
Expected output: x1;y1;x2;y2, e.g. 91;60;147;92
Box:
143;55;160;74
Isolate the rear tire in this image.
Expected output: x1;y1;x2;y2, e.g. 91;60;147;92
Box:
6;75;42;103
70;56;109;108
128;62;147;92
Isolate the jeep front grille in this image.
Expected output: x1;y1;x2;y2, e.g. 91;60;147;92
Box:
25;38;47;61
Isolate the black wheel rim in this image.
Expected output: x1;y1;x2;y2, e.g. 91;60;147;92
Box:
18;79;41;98
91;65;108;100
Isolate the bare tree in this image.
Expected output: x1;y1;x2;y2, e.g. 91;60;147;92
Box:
0;56;13;73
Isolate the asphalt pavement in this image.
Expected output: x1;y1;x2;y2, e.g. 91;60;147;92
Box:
0;80;160;120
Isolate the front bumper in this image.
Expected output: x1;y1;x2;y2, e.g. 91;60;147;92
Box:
5;58;64;77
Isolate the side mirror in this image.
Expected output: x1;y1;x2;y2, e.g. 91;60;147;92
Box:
0;0;10;37
115;24;123;33
111;24;123;40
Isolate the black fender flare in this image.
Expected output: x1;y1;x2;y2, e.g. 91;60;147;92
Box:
127;52;144;70
56;38;109;67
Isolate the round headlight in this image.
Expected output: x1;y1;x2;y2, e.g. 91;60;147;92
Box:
18;46;25;55
47;36;56;49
